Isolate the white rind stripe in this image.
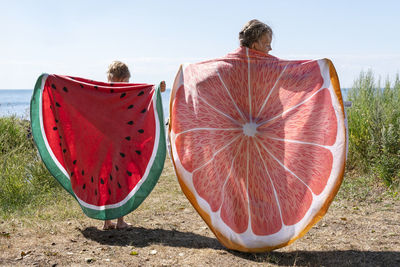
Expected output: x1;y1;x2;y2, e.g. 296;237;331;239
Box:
246;48;252;122
176;127;241;137
263;136;329;149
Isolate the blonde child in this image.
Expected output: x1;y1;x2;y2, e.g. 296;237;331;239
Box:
103;61;165;230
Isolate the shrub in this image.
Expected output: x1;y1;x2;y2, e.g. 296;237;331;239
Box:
347;71;400;188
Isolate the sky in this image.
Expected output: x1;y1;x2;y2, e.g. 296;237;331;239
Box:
0;0;399;89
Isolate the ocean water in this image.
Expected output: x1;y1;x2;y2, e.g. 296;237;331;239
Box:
0;88;350;120
0;89;172;120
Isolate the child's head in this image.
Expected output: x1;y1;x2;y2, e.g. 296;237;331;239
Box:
239;19;273;54
107;61;131;82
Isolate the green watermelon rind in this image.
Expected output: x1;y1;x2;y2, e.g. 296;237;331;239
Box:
31;74;74;195
30;74;166;220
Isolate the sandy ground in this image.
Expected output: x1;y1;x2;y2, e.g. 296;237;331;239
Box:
0;161;399;266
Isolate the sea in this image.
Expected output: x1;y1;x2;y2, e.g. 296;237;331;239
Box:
0;89;172;120
0;88;350;119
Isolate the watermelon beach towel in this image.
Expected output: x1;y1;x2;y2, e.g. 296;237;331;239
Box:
30;74;166;220
169;47;347;252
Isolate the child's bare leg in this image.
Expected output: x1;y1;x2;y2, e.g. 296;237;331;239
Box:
103;220;116;230
116;217;131;229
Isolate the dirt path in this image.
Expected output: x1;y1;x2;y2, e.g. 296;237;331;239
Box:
1;161;399;266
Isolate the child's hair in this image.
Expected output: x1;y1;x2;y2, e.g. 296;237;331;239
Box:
107;61;131;82
239;19;273;48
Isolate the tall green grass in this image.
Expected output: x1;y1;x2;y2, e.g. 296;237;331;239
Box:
347;71;400;189
0;116;62;217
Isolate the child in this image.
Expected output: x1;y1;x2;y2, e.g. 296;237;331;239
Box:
103;61;165;230
239;19;273;54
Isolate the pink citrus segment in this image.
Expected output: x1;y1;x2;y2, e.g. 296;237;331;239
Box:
220;138;249;233
259;138;333;195
175;129;242;173
183;63;247;124
172;84;239;134
255;140;313;225
192;136;243;212
249;59;288;120
256;60;323;123
248;138;282;235
259;88;337;146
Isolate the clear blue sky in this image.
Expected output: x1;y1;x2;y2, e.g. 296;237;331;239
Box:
0;0;399;89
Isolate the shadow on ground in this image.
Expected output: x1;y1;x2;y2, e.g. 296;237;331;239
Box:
231;250;400;266
80;226;224;250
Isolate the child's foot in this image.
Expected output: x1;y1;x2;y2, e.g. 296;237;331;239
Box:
103;221;116;230
116;221;132;230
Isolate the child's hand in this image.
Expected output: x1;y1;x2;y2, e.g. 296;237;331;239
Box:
160;81;166;92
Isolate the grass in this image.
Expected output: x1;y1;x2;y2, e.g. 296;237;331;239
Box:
0;116;64;218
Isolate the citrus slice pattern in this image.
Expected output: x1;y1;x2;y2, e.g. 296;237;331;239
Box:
169;47;346;252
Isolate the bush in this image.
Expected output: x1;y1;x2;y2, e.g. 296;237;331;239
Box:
347;71;400;189
0;116;61;216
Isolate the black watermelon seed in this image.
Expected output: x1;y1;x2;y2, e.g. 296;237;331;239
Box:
120;93;126;98
51;84;56;90
95;189;97;195
73;160;77;165
70;172;74;176
138;91;144;96
53;127;57;130
125;136;131;141
127;121;134;125
135;150;141;155
127;104;134;109
138;129;144;133
59;136;62;139
108;188;111;195
63;149;67;153
127;171;132;176
50;105;53;109
118;182;122;188
91;176;94;183
110;89;114;93
115;165;119;171
94;86;98;90
141;108;146;113
59;143;61;146
80;84;84;88
120;152;125;158
81;170;84;175
55;119;58;123
110;83;114;86
83;184;86;190
56;102;61;107
109;174;113;181
100;178;104;184
63;87;68;92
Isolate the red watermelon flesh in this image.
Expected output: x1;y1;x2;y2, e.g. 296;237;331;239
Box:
31;74;166;219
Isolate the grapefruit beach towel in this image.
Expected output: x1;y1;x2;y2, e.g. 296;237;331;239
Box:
30;74;166;220
169;47;347;252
